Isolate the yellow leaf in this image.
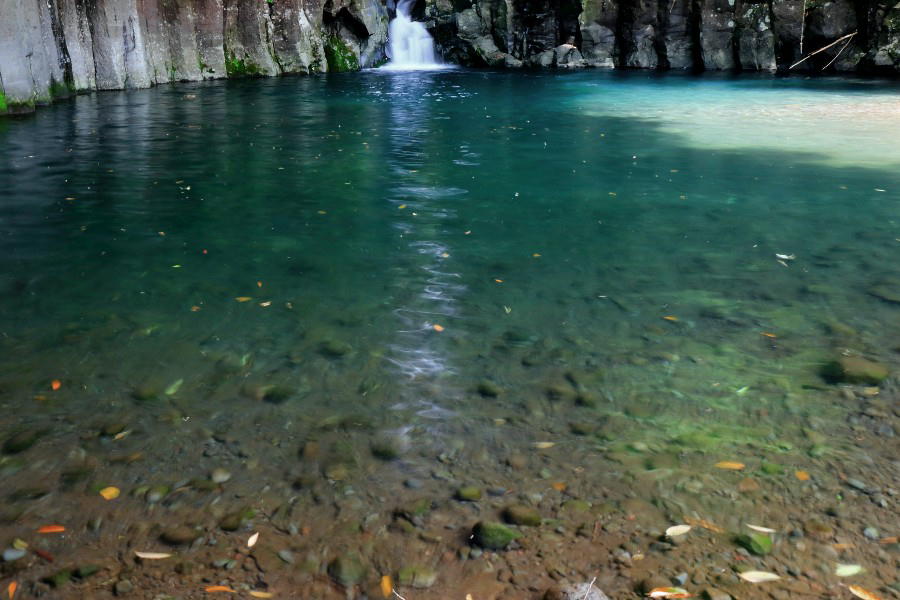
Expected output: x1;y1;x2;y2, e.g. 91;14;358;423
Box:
235;297;252;302
135;551;172;559
714;461;745;470
204;586;236;593
795;470;810;481
848;586;881;600
665;525;692;537
249;592;274;599
433;324;445;332
398;204;407;209
380;575;393;598
738;571;780;583
99;486;120;500
532;253;541;257
533;441;555;449
662;315;679;322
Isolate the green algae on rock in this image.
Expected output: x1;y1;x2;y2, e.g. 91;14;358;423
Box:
822;356;890;384
472;521;522;549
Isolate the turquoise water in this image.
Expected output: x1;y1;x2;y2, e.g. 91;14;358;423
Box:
1;71;899;598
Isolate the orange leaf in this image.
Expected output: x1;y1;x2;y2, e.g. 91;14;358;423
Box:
37;525;66;534
257;281;263;288
714;461;745;470
99;486;120;500
761;332;777;338
204;586;236;593
880;536;898;545
7;582;17;600
662;315;679;322
433;324;445;332
380;575;393;598
248;593;273;599
683;516;725;533
551;481;566;492
494;278;504;283
848;585;882;600
191;305;202;312
795;470;810;481
51;380;61;391
235;297;252;302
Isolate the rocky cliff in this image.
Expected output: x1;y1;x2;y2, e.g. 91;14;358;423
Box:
1;0;899;114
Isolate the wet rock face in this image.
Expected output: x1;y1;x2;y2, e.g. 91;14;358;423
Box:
1;0;899;113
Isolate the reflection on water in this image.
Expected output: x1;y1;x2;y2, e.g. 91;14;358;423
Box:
0;71;898;599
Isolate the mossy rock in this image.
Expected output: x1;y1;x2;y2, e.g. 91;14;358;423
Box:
503;504;542;526
476;380;502;397
736;532;773;555
472;521;521;550
821;356;889;384
160;525;201;545
324;36;360;73
759;461;783;475
397;565;437;588
219;507;256;531
3;428;45;454
328;554;366;586
455;486;483;501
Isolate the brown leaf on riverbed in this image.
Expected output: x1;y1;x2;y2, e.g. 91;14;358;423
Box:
204;586;236;593
714;461;745;470
848;585;882;600
7;582;16;600
683;516;725;533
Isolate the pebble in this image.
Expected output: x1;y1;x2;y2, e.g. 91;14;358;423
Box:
211;468;231;484
863;526;879;540
702;588;731;600
114;579;134;595
404;478;423;489
847;478;870;493
277;549;295;564
2;548;26;561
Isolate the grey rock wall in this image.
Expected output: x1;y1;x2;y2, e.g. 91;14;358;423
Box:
1;0;899;115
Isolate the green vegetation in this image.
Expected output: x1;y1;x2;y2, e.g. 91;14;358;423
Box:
225;53;263;77
324;35;359;72
0;91;7;113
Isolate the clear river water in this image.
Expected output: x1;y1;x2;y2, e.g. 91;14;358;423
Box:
0;71;898;600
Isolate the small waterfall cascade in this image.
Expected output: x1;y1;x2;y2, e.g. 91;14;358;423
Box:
384;0;443;69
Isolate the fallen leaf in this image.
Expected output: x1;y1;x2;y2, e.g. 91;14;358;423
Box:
99;486;120;500
249;593;273;599
714;461;745;470
380;575;393;598
533;441;555;449
761;332;777;338
833;543;856;550
835;564;864;577
7;582;16;600
259;301;272;307
11;539;27;550
134;551;172;560
191;305;202;312
398;204;407;209
204;586;236;593
880;537;898;545
494;278;504;283
666;525;692;537
113;430;130;441
257;281;263;288
551;482;566;492
433;324;445;332
745;524;777;533
648;587;692;598
662;315;679;322
795;470;811;481
247;532;259;548
33;549;54;562
738;571;781;583
683;516;725;533
532;253;541;257
503;305;511;314
441;252;449;258
847;585;882;600
37;525;65;534
51;379;61;391
235;297;252;302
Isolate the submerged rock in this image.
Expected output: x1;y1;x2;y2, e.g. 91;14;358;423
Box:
822;356;889;384
503;504;542;526
160;525;201;545
472;521;521;550
397;565;438;588
328;554;366;586
3;428;44;454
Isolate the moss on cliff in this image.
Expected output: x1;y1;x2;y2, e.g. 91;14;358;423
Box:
225;53;263;77
0;91;7;114
324;35;360;72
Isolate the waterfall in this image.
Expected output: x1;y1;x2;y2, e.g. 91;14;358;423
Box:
383;0;443;70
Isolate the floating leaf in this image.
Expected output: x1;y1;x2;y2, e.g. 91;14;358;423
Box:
432;324;445;332
714;461;745;470
37;525;65;534
666;525;692;537
795;470;811;481
746;524;777;533
164;379;183;396
249;592;273;599
51;380;61;391
648;587;692;598
247;532;259;548
259;301;272;307
847;585;882;600
204;586;236;593
99;486;120;500
662;316;679;322
533;441;555;449
235;297;252;302
380;575;393;598
761;332;777;338
738;571;781;583
835;564;864;577
135;551;172;560
7;582;16;600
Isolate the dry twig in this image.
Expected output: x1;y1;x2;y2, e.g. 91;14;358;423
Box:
789;32;857;69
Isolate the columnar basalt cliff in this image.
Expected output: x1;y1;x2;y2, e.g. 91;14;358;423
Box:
1;0;899;114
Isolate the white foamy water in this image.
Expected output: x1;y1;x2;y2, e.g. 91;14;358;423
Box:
382;0;446;70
